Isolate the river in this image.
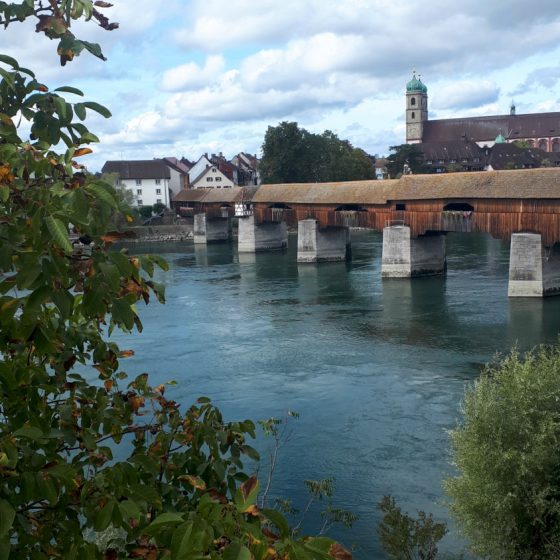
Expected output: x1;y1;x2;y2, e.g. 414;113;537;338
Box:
112;231;560;558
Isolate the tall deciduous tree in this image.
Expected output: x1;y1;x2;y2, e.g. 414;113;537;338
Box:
259;122;375;183
0;2;350;558
386;144;428;178
445;346;560;559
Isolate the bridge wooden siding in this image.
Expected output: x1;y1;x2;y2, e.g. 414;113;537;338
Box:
252;169;560;246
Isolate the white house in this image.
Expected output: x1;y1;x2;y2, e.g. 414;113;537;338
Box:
102;159;189;208
190;161;235;189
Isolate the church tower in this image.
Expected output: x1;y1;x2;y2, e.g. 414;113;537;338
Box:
405;71;428;144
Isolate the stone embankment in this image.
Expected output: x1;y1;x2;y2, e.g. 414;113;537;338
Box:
123;225;193;243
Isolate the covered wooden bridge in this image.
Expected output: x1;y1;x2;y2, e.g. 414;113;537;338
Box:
179;168;560;297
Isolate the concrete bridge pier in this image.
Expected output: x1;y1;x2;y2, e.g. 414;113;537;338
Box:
193;213;231;244
238;214;287;252
508;233;560;297
296;219;350;263
381;225;446;278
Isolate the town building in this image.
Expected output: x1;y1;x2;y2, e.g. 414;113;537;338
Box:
102;158;189;208
405;71;560;153
188;154;235;189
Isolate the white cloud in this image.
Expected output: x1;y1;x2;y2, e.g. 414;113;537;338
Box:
162;55;226;91
432;81;500;111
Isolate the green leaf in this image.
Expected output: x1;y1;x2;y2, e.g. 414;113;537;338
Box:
262;509;290;538
223;543;252;560
54;86;84;96
0;55;18;69
74;102;86;121
0;68;14;91
82;101;111;118
13;425;44;440
94;501;114;532
0;500;15;537
86;182;118;209
53;95;69;122
0;186;8;202
0;536;11;560
118;500;141;522
144;512;184;535
45;216;73;253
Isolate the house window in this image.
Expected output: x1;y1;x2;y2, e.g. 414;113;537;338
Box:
156;188;161;195
137;199;143;205
155;178;161;185
156;199;162;204
211;167;216;172
136;179;142;186
411;112;415;119
206;177;213;182
136;189;142;195
426;160;433;164
215;177;222;181
450;159;456;163
411;97;416;106
473;157;480;163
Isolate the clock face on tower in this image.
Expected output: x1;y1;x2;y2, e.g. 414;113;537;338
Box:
407;123;421;140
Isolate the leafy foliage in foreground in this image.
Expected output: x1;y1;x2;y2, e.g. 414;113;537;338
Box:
0;1;351;558
445;346;560;559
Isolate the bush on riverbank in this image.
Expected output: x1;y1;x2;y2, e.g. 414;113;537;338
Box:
445;345;560;559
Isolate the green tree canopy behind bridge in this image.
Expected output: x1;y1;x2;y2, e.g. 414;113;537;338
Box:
259;121;375;184
386;144;428;178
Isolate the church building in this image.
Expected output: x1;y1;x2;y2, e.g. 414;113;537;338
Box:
405;72;560;153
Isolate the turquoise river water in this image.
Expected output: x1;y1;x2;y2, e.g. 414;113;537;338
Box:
112;231;560;559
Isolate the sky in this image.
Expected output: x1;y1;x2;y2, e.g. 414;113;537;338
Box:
2;0;560;171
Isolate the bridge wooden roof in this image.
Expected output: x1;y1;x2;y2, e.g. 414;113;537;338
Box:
172;186;244;204
254;168;560;205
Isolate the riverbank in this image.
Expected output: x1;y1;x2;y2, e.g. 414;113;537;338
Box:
122;225;193;243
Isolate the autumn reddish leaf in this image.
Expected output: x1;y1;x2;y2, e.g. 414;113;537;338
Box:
74;147;93;157
240;475;258;501
244;504;260;516
119;349;135;358
329;543;353;559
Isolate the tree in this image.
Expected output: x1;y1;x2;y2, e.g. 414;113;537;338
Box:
386;144;428;178
513;140;531;149
0;2;350;558
445;346;560;559
259;122;375;183
377;496;447;560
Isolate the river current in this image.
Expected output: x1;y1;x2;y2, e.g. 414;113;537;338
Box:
112;231;560;558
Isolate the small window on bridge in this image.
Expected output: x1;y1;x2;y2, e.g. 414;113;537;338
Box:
396;203;406;211
334;205;366;211
268;203;292;209
443;203;474;212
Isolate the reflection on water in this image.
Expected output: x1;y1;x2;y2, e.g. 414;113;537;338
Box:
115;232;560;559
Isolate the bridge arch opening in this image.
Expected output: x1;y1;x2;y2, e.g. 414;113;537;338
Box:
268;203;292;210
334;204;366;212
443;202;474;212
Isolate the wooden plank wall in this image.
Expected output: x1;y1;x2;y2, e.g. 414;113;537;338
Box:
254;199;560;246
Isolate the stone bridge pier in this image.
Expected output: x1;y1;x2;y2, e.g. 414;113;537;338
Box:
238;214;288;252
381;225;446;278
296;219;351;263
193;213;232;244
508;233;560;297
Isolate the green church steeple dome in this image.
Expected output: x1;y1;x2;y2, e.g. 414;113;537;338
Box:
406;70;428;93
